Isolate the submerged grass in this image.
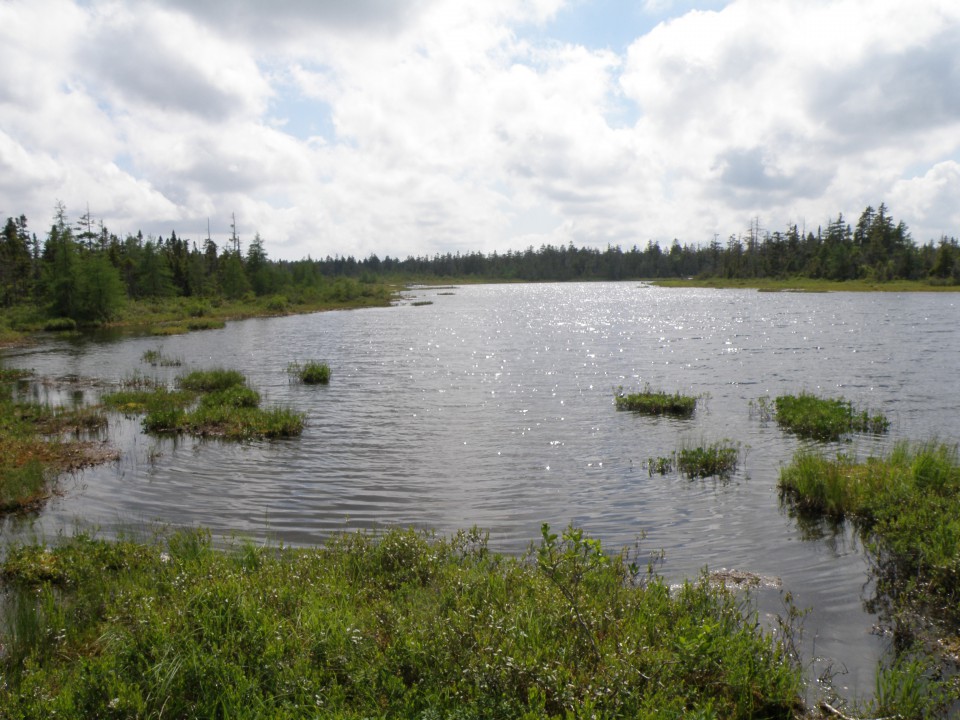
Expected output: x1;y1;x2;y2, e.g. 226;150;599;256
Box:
761;393;889;440
615;386;697;417
0;525;804;718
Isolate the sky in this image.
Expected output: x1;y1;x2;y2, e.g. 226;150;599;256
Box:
2;0;959;261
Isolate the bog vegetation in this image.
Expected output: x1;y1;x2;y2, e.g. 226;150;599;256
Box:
615;387;697;417
754;393;889;440
0;524;805;718
103;367;305;440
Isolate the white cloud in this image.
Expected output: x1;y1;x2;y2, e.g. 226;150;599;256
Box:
1;0;959;258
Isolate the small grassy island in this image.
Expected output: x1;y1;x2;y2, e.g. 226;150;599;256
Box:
615;387;697;417
754;392;889;441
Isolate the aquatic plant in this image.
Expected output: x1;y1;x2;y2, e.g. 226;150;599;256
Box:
289;360;331;385
780;441;960;609
648;455;674;475
770;392;888;440
140;348;182;367
615;386;696;417
678;441;741;479
185;318;226;331
0;526;804;718
177;368;246;393
0;373;116;513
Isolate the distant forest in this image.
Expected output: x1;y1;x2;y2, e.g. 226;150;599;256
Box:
2;201;958;322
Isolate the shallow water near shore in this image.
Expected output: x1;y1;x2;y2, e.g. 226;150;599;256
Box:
3;282;958;704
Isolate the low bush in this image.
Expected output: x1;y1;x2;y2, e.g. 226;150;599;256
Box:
0;525;804;718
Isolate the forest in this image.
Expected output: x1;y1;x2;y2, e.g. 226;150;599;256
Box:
1;202;958;324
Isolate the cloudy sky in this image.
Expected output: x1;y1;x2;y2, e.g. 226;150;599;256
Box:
2;0;959;261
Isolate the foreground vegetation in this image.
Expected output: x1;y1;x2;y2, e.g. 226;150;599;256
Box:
754;393;889;441
615;387;697;417
0;524;804;718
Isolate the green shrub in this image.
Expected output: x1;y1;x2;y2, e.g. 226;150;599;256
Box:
0;526;803;718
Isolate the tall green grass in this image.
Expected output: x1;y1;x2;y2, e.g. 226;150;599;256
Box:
615;386;696;417
0;526;804;718
107;368;305;440
768;393;889;440
779;441;960;605
288;360;331;385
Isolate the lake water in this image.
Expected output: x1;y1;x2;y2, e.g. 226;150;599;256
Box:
2;282;958;703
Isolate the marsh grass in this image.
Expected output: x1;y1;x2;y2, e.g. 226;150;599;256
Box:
140;348;182;367
0;525;804;718
615;386;696;417
177;368;246;393
288;360;331;385
678;441;741;479
110;368;306;440
647;442;741;479
0;372;115;513
765;393;889;440
780;441;960;614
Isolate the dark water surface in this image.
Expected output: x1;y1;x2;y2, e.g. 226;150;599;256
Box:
3;283;958;702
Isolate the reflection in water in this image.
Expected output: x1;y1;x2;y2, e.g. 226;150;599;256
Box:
2;283;958;704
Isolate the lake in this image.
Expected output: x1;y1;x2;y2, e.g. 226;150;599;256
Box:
2;282;958;702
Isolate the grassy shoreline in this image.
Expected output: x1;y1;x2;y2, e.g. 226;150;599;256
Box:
0;525;805;718
651;277;960;292
0;285;399;347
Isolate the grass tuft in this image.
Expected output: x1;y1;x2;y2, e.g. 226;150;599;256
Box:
766;392;889;440
288;360;331;385
615;386;696;417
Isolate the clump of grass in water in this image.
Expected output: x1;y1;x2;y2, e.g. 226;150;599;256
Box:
0;525;804;717
678;441;741;479
764;392;888;440
288;360;330;385
0;372;115;513
141;348;182;367
615;385;696;417
780;443;960;607
114;368;306;439
177;368;246;393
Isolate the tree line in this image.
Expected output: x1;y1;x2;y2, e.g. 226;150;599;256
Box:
0;203;383;322
357;203;956;284
2;202;958;321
